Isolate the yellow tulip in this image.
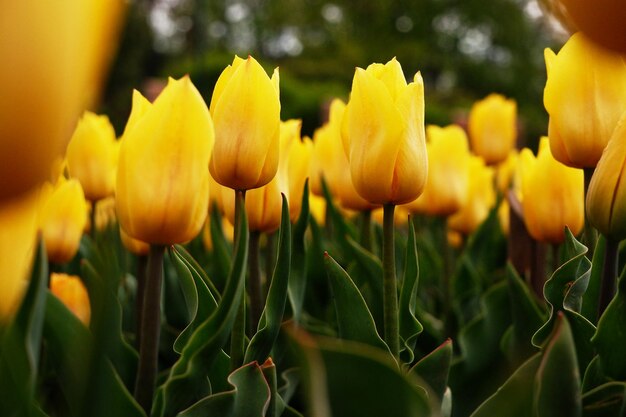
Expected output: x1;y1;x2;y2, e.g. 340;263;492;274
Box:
586;116;626;240
209;56;280;191
66;112;118;201
498;200;510;236
343;58;428;205
281;120;313;221
50;273;91;326
404;125;470;216
116;77;214;244
495;150;518;193
40;178;88;264
468;94;517;165
0;190;39;322
544;32;626;168
201;216;235;252
544;0;626;53
448;156;496;235
0;1;124;202
309;194;327;226
520;137;584;243
312;99;376;212
120;227;150;256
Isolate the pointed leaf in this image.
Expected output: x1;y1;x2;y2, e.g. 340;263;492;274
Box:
582;381;626;417
399;220;423;364
289;179;310;324
410;339;452;402
581;236;606;323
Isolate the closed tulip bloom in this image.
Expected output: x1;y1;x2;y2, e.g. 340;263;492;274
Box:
587;116;626;240
116;77;213;244
520;137;584;243
448;156;496;235
50;273;91;325
0;1;123;202
404;125;470;216
66;112;118;201
544;32;626;168
209;56;280;191
0;190;39;322
496;150;518;193
40;178;88;264
343;58;428;205
283;121;313;221
468;94;517;165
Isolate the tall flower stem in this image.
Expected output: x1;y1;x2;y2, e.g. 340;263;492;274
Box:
248;231;262;335
382;204;399;358
598;238;619;318
135;254;148;349
583;168;597;254
230;190;246;370
134;244;165;414
360;209;372;252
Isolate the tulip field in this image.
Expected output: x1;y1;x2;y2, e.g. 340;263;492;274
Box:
3;2;626;417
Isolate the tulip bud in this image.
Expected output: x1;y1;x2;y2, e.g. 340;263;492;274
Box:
448;156;496;235
544;32;626;168
520;137;584;243
209;56;281;191
404;125;470;216
0;190;39;322
50;273;91;325
468;94;517;165
116;77;213;245
66;112;118;201
343;58;428;205
39;178;88;264
586;115;626;241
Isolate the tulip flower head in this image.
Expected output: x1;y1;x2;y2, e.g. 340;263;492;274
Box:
587;115;626;241
209;56;281;191
66;112;118;201
116;77;214;245
544;32;626;168
468;94;517;165
404;125;470;216
50;273;91;326
519;137;584;243
280;120;313;221
343;58;428;205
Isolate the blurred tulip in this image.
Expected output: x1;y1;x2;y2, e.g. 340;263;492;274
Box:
520;137;584;243
496;150;518;193
343;58;428;205
281;120;313;221
120;227;149;256
544;32;626;168
543;0;626;53
404;125;470;216
0;190;39;322
309;194;327;226
209;56;280;191
201;216;235;252
311;99;375;211
40;178;88;264
498;200;510;236
0;1;124;202
586;116;626;241
447;229;463;249
372;206;410;227
66;112;118;201
116;77;213;245
50;273;91;326
94;196;117;231
448;156;496;235
468;94;517;165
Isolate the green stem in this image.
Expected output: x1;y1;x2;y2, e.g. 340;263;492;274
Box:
134;244;165;414
598;238;619;318
265;232;276;291
360;209;372;251
584;168;597;254
248;231;262;335
230;190;246;370
135;254;148;349
382;204;399;358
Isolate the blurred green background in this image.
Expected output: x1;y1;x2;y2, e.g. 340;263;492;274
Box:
101;0;566;148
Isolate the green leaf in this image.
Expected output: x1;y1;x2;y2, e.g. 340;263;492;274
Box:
592;266;626;380
289;180;310;325
171;246;218;354
534;313;582;417
0;240;48;416
178;362;271;417
582;382;626;417
399;219;423;365
324;252;391;355
245;195;292;364
173;244;221;301
409;339;453;402
581;236;606;323
532;228;596;373
209;202;233;292
43;292;144;417
582;356;609;393
153;195;249;417
471;354;542;417
288;329;433;417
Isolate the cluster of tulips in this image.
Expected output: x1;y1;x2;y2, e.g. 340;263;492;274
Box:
4;1;626;416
